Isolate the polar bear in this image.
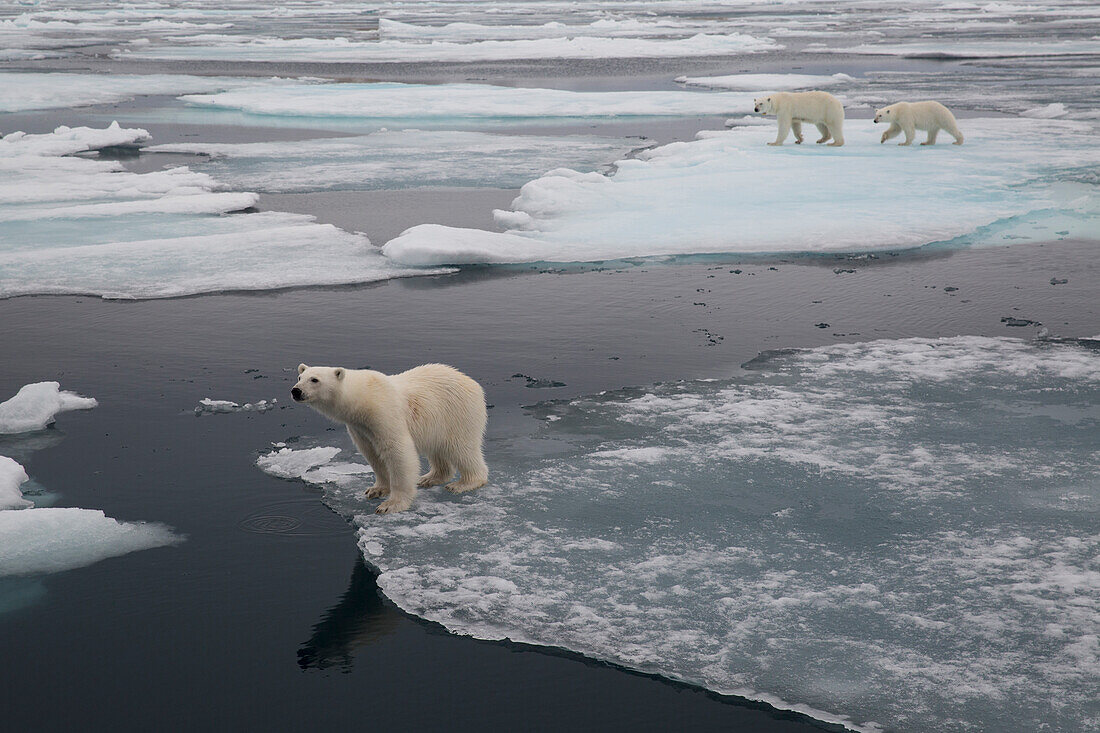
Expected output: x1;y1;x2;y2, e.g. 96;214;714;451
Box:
292;363;488;514
874;101;964;146
753;91;845;147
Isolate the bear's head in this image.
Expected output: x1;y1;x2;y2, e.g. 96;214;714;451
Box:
873;105;897;124
753;96;775;115
292;364;345;405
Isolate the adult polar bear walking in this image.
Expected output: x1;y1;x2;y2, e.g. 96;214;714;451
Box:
753;91;845;147
874;101;964;146
292;363;488;514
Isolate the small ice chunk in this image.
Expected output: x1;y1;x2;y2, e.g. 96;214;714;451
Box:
194;397;277;415
0;507;181;577
256;446;342;480
0;382;97;434
1021;103;1068;119
0;456;32;510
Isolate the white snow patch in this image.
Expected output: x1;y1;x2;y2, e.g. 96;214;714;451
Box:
0;382;97;435
1022;103;1068;119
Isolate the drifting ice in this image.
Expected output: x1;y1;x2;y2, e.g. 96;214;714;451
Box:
0;382;97;435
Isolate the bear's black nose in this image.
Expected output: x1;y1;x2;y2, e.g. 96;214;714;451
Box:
291;387;303;401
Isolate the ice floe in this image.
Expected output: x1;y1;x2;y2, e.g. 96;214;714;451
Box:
0;72;302;113
0;123;448;299
383;117;1100;265
259;336;1100;733
675;73;855;91
146;130;645;193
0;382;98;435
120;32;779;63
180;82;756;122
0;457;32;511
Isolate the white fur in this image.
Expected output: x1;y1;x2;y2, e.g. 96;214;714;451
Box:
874;101;964;146
753;91;846;147
293;363;488;514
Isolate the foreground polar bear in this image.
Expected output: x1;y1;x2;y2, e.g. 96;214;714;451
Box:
874;101;964;146
293;363;488;514
753;91;845;146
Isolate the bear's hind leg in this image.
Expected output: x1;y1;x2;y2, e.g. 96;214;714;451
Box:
948;124;964;145
815;123;831;144
791;120;804;144
445;445;489;494
418;455;453;488
921;127;940;145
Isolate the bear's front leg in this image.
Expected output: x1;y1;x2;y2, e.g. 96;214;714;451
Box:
899;125;915;146
881;123;900;144
348;427;390;498
768;115;791;146
374;433;419;514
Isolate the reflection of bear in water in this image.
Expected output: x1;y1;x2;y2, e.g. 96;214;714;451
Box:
874;101;964;146
292;363;488;514
298;558;399;672
753;91;846;147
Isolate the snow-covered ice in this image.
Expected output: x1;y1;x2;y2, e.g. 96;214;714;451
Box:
259;336;1100;733
146;130;646;193
0;507;181;577
383;117;1100;265
181;82;757;122
0;72;302;113
0;123;449;299
0;382;97;435
194;398;277;415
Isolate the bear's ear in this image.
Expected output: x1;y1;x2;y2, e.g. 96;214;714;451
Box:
298;363;308;375
334;368;345;380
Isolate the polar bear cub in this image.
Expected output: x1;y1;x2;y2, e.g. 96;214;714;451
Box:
874;101;964;146
753;91;845;147
292;363;488;514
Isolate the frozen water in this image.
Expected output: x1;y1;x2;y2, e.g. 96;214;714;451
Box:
259;336;1100;733
0;72;301;113
675;73;855;91
0;123;449;299
146;131;645;193
811;40;1100;59
0;507;181;577
0;456;32;510
194;398;277;415
383;117;1100;265
377;18;729;41
181;83;757;122
0;382;97;435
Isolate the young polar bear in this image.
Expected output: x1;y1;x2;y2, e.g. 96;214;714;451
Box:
753;91;845;147
874;101;964;146
292;363;488;514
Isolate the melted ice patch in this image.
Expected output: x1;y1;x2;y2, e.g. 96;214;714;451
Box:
0;382;97;435
0;123;448;299
146;130;645;193
260;336;1100;733
383;117;1100;265
180;82;756;122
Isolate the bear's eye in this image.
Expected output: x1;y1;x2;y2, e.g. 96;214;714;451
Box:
310;378;319;383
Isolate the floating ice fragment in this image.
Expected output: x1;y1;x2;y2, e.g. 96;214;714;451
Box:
0;382;97;435
675;73;854;91
0;456;32;510
0;507;181;577
1022;103;1068;119
194;398;277;415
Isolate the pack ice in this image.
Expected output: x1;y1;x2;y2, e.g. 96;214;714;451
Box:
146;130;645;193
0;123;445;299
0;385;180;582
383;118;1100;265
259;336;1100;733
